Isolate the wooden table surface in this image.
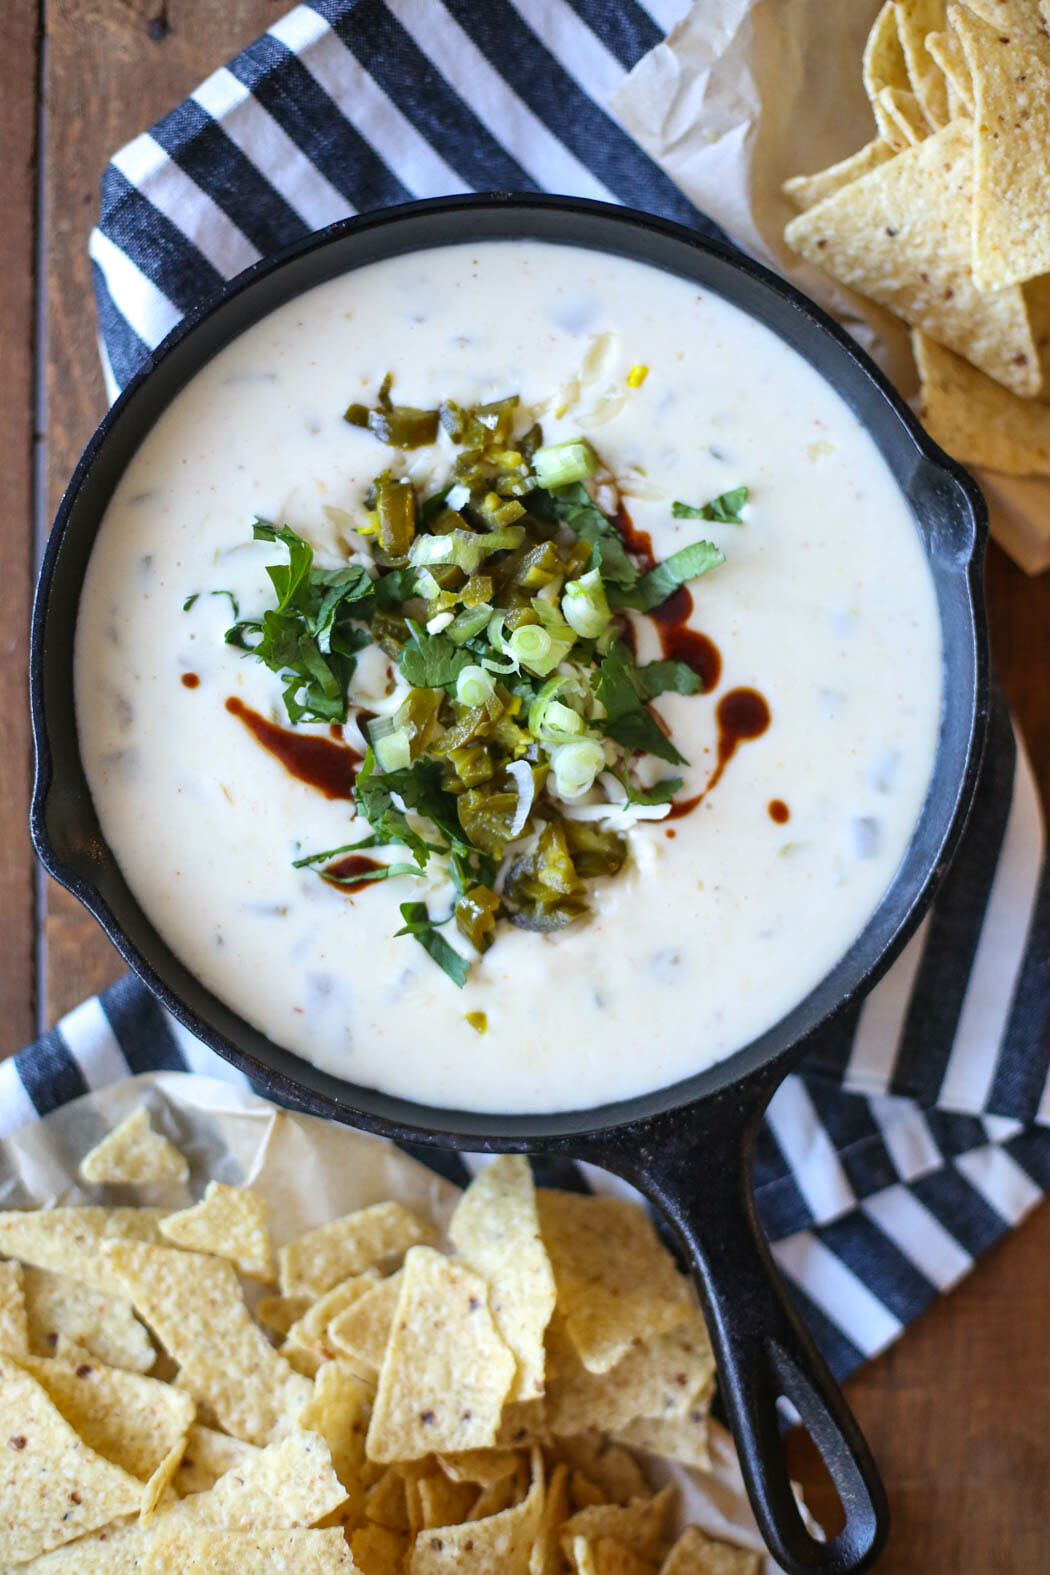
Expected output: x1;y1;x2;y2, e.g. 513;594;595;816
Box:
3;2;1050;1567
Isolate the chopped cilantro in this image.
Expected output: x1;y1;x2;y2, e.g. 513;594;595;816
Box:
397;623;473;692
612;540;725;613
672;486;748;523
592;643;688;767
395;901;471;987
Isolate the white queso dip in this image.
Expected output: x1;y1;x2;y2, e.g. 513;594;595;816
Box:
75;241;943;1113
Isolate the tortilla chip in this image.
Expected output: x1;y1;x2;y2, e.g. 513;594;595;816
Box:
100;1240;310;1445
279;1201;433;1299
328;1270;402;1377
658;1525;761;1575
23;1265;155;1373
352;1521;410;1575
366;1466;409;1530
546;1310;716;1436
783;139;896;212
0;1354;143;1563
469;1472;522;1520
298;1359;373;1489
449;1156;556;1403
580;1445;650;1507
0;1206;167;1289
418;1472;479;1529
408;1445;544;1575
536;1193;691;1375
0;1260;27;1356
141;1524;354;1572
533;1459;571;1575
963;0;1050;51
864;1;912;145
876;84;929;144
914;326;1050;473
952;7;1050;289
79;1106;188;1186
439;1447;522;1486
174;1423;259;1496
784;118;1042;395
257;1293;312;1336
495;1397;547;1448
895;0;950;125
561;1485;675;1565
590;1540;658;1575
16;1353;192;1486
159;1183;275;1282
615;1406;713;1474
926;23;974;111
570;1471;608;1511
12;1516;149;1571
175;1428;347;1529
366;1247;515;1462
285;1269;381;1368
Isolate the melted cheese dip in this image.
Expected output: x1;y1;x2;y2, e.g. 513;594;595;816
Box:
75;242;942;1113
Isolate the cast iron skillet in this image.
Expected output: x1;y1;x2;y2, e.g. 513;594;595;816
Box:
30;195;988;1573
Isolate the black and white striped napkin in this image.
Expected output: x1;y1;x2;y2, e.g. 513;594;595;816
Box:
20;0;1050;1380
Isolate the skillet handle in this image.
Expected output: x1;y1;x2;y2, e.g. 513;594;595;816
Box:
580;1093;888;1575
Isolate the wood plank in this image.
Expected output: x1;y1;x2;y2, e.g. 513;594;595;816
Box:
0;0;41;1056
789;1197;1050;1571
42;0;275;1021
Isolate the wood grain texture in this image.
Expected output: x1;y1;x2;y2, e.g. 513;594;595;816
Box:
41;0;276;1020
0;0;41;1055
27;7;1050;1568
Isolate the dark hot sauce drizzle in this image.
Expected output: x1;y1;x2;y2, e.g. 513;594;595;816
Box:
225;696;360;800
180;672;200;689
769;799;790;824
322;854;384;894
650;586;722;692
667;689;772;820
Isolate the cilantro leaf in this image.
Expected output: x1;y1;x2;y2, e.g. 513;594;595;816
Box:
353;750;446;868
591;642;688;766
225;519;376;724
633;659;704;700
612;540;725;613
538;483;639;590
374;567;417;611
672;486;748;523
614;770;683;806
397;622;471;692
395;901;471;987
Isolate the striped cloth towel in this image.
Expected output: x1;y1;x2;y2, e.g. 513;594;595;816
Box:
21;0;1050;1381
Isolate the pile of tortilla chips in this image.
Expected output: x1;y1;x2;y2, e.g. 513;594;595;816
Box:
783;0;1050;480
0;1104;759;1574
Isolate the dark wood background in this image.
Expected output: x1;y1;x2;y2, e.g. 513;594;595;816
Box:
3;1;1049;1566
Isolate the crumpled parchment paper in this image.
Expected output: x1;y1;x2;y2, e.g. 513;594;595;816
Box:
0;1070;799;1572
611;0;1050;573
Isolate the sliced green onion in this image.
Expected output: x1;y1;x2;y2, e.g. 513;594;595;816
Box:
456;664;496;707
426;610;455;634
505;758;535;839
409;525;525;578
446;482;471;511
532;438;598;490
544;701;584;737
414;567;442;602
550;738;606;799
562;568;611;639
447;604;493;645
508;623;556;675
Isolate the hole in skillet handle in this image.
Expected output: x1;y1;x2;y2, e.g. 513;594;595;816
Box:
570;1075;889;1575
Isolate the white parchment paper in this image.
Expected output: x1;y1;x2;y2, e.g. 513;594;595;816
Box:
611;0;1050;573
0;1070;802;1573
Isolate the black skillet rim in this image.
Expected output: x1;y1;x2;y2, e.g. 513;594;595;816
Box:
30;192;990;1147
